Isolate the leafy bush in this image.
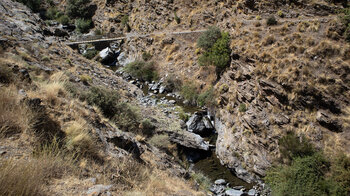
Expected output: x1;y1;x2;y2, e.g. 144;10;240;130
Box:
45;7;61;20
121;15;129;27
197;87;215;107
75;18;93;33
140;119;156;136
180;83;199;105
239;103;247;112
84;86;120;118
266;16;278;26
57;15;70;25
329;154;350;195
191;172;211;191
67;0;93;19
83;49;98;59
16;0;41;12
279;132;315;162
111;103;140;132
197;26;222;51
265;153;331;196
124;61;158;82
197;27;231;74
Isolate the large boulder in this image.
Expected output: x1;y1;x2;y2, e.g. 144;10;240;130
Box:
99;47;117;65
166;131;209;151
186;112;214;136
316;110;342;132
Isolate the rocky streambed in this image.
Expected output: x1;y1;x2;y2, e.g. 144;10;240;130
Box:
73;42;266;196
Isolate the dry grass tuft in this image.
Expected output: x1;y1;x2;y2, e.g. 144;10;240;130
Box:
0;141;75;196
0;86;32;137
64;120;99;158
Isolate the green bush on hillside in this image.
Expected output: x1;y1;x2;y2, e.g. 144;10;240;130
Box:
266;16;278;26
197;26;222;51
279;132;315;162
197;27;231;74
265;132;350;196
124;61;158;82
75;18;93;33
265;153;331;196
66;0;92;19
83;86;120;118
197;87;215;107
180;83;199;105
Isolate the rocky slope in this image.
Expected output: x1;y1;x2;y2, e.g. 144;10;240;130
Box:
1;0;350;195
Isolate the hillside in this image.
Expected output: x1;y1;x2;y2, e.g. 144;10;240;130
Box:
1;0;350;195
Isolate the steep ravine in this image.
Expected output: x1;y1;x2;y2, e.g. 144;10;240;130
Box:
74;41;266;195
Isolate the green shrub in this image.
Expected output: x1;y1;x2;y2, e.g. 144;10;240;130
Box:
239;103;247;112
84;86;120;118
142;52;152;61
121;15;129;27
111;103;140;132
83;49;98;59
329;154;350;195
180;83;199;105
197;87;215;107
75;18;93;33
197;28;231;74
45;7;61;20
266;16;278;26
140;119;156;137
279;132;315;162
174;11;181;24
191;172;211;191
57;15;70;25
164;74;183;91
67;0;93;19
197;26;222;51
265;153;331;196
16;0;41;12
124;61;158;82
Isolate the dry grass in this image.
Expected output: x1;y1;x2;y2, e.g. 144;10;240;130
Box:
0;86;32;137
125;169;205;196
64;120;99;158
0;141;75;196
36;72;67;105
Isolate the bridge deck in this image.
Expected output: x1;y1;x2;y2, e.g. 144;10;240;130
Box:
65;29;206;46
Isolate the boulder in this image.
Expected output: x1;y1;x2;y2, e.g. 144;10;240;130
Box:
225;189;243;196
316;110;342;132
99;47;117;65
86;184;113;195
186;112;214;136
214;179;226;185
166;131;209;151
248;189;257;196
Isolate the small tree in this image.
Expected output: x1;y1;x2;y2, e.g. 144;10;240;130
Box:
197;26;222;51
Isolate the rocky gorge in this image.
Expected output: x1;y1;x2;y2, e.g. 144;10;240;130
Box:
1;0;350;195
